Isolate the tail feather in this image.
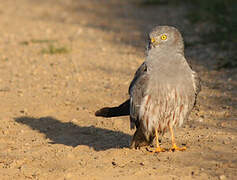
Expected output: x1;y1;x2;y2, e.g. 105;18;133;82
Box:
95;99;130;118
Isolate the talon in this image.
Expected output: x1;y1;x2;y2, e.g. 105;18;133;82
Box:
170;144;186;152
169;125;186;152
146;146;166;153
153;147;166;153
147;128;166;153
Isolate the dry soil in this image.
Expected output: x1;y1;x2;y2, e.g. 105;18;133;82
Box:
0;0;236;179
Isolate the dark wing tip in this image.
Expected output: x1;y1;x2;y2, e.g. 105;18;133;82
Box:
95;99;130;118
95;107;111;117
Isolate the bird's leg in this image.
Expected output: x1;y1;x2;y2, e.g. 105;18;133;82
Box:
169;125;186;151
130;129;149;149
151;128;165;153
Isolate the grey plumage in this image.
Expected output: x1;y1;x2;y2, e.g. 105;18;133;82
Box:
129;26;201;149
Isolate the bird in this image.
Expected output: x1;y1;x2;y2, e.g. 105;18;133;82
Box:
95;25;201;152
129;26;201;152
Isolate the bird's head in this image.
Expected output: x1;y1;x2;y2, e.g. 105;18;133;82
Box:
147;26;184;54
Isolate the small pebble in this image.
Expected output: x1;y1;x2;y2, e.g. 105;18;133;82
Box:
219;175;227;180
20;108;28;114
198;117;204;122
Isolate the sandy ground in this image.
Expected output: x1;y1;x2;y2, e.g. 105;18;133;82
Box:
0;0;236;179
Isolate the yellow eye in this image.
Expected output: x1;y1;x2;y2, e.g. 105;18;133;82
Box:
161;34;167;40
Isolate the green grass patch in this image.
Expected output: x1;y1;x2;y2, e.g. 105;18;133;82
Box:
20;39;57;45
20;39;70;55
41;44;70;55
31;39;57;44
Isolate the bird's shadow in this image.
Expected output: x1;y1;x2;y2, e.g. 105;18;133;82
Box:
14;116;131;151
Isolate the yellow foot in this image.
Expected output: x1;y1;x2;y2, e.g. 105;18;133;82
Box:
153;147;166;153
170;144;186;152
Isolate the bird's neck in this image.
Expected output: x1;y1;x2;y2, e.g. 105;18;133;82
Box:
146;49;187;77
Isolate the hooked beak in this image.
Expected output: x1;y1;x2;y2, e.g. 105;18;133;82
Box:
148;38;158;50
151;38;159;46
151;38;156;44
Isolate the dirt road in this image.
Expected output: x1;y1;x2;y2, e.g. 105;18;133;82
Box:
0;0;236;179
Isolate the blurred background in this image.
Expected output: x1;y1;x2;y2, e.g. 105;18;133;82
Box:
0;0;236;179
